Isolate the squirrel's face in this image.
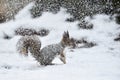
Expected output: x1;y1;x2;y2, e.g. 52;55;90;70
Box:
62;31;76;47
62;31;74;47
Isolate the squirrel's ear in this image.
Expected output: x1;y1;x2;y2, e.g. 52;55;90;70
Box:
63;31;69;38
66;31;69;37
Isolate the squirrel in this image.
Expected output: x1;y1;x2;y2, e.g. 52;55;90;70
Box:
16;31;73;65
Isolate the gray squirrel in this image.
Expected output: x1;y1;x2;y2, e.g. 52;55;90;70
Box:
16;31;73;65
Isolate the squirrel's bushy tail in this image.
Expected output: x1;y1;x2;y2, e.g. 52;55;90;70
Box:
16;35;41;56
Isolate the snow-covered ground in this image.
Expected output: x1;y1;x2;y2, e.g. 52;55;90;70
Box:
0;3;120;80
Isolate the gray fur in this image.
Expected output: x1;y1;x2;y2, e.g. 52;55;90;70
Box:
16;35;41;56
16;32;71;65
37;42;65;65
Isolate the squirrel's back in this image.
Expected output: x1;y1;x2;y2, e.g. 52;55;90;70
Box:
38;43;64;65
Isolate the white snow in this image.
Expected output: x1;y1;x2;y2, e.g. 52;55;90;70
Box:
0;3;120;80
